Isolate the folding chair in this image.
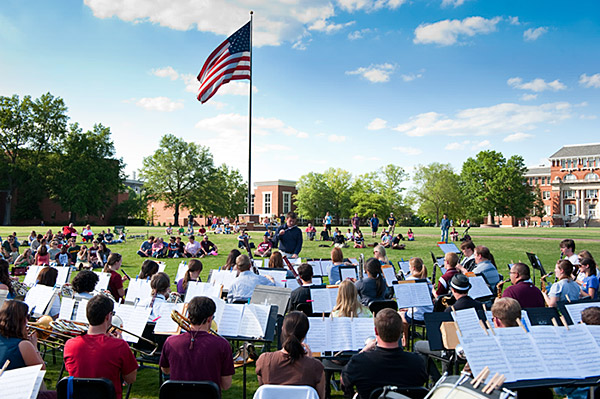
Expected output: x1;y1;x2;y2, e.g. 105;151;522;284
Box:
56;377;116;399
253;384;319;399
159;380;220;399
369;300;398;316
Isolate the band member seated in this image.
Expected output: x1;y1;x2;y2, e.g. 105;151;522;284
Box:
227;255;275;303
332;280;372;318
341;308;427;399
543;260;581;307
445;274;483;313
458;240;476;272
138;272;171;321
490;297;521;328
72;270;99;300
176;259;203;295
103;253;128;302
138;259;159;280
501;263;545;308
288;264;315;312
582;307;600;325
433;252;460;298
560;238;579;266
0;301;46;371
160;296;234;390
36;266;60;319
64;295;138;399
469;246;500;294
256;311;325;398
356;258;390;306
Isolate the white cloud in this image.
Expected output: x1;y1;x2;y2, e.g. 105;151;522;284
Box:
328;134;347;142
507;77;566;92
508;16;520;25
195;113;308;139
580;73;600;88
441;0;468;7
255;143;292;153
504;132;533;142
523;26;548;41
336;0;406;12
520;93;538;101
367;118;388;130
393;102;574;137
309;20;355;34
353;155;381;161
346;63;395;83
401;72;423;82
445;140;491;151
135;97;184;112
348;28;372;40
151;66;179;80
580;114;598;120
392;146;422;155
413;16;501;46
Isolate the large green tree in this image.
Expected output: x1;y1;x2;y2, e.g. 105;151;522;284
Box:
351;164;408;219
47;123;123;222
460;150;533;221
140;134;214;226
0;93;68;224
294;168;352;221
410;163;463;226
193;164;247;218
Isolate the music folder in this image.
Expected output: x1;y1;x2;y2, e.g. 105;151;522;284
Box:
438;243;460;254
250;285;292;317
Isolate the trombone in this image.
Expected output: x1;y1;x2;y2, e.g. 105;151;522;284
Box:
109;314;159;356
171;309;219;336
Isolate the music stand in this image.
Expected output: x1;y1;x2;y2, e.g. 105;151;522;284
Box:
250;285;291;317
523;307;560;326
557;298;600;325
526;252;547;286
339;265;358;281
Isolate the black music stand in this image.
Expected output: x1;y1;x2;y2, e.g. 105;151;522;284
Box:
339;265;358;281
523;307;560;326
557;298;600;325
526;252;547;286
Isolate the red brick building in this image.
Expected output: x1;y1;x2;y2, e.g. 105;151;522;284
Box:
252;180;297;218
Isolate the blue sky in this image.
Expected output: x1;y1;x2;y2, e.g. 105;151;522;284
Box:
1;0;599;186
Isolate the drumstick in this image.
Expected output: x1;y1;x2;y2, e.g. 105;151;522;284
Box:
0;360;9;377
481;372;499;393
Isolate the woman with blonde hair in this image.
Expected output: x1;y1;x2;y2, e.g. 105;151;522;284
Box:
373;245;392;266
332;280;372;318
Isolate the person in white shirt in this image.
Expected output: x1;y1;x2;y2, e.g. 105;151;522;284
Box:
560;239;579;266
184;235;202;257
138;272;171;322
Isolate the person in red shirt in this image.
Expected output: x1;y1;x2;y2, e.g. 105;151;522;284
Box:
254;234;273;258
433;252;461;298
502;263;545;308
64;295;138;399
103;253;128;302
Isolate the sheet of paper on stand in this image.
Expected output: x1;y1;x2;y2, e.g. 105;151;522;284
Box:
54;266;71;287
348;258;358;265
494;327;548;381
24;285;55;316
565;302;599;325
381;265;397;287
253;260;263;269
468;276;493;299
529;325;581;379
59;297;76;320
310;287;335;313
210;270;237;291
306;317;375;353
305;318;330;354
555;324;600;377
452;308;483;338
438;243;460;254
114;303;152;343
257;268;287;288
74;299;89;323
157;262;166;273
213;303;270;339
185;281;222;302
154;303;185;334
94;272;111;291
319;260;332;277
458;331;514;383
124;278;152;303
0;364;44;399
313;276;323;285
23;266;43;287
436;260;446;274
397;261;411;277
174;262;188;283
285;279;300;290
340;266;357;281
393;282;433;309
0;289;7;308
586;325;600;348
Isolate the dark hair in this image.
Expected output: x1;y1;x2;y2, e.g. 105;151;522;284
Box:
460;240;475;251
375;308;402;343
0;260;14;296
268;252;284;269
72;270;99;294
560;239;576;251
189;235;195;241
365;257;385;297
37;266;58;287
103;253;122;273
150;272;170;294
281;311;309;363
578;250;594;262
475;245;496;267
139;259;159;279
187;296;216;325
286;211;297;220
182;259;203;291
0;300;29;339
37;245;48;256
581;257;597;276
223;249;241;270
86;294;114;326
556;259;574;277
297;264;313;282
512;262;531;279
582;307;600;325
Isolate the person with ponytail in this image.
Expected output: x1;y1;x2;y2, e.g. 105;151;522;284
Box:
103;253;127;302
332;280;372;318
256;311;325;398
139;272;171;321
177;259;203;295
356;257;389;306
398;257;433;347
0;259;15;299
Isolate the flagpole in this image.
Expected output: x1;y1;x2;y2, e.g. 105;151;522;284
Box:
248;11;253;216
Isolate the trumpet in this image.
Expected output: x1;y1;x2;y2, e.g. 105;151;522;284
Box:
171;310;219;336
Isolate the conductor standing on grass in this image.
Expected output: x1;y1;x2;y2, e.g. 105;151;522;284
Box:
440;214;450;243
275;211;303;259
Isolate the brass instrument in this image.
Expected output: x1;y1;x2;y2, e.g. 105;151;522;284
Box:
61;284;75;298
496;278;511;299
95;289;117;302
27;316;75;350
434;293;457;312
359;253;365;279
166;292;183;303
108;314;158;356
171;309;219;336
11;280;29;299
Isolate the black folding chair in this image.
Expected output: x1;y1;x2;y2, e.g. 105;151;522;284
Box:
56;377;116;399
369;300;398;316
159;380;220;399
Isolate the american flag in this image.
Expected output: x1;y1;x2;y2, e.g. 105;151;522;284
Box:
197;22;251;104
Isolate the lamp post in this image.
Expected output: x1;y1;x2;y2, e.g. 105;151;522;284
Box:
151;205;155;226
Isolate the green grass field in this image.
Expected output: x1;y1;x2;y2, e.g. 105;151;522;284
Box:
2;224;599;398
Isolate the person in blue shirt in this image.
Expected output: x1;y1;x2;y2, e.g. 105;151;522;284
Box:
580;257;598;300
227;255;275;302
369;214;379;238
323;211;333;234
440;214;450;243
275;212;303;259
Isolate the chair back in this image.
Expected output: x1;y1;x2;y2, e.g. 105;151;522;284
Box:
253;384;319;399
295;302;313;317
369;386;429;399
159;380;220;399
56;377;116;399
369;300;398;316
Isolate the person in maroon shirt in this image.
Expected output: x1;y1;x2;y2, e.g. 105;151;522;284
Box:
502;263;545;308
159;296;234;390
433;252;461;298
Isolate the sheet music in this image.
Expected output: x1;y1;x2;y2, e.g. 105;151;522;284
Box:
217;303;244;337
238;303;270;338
393;282;433;308
330;317;354;351
458;332;514;383
0;364;43;399
452;308;483;337
59;297;76;320
352;318;375;349
23;266;43;287
313;276;323;285
349;258;358;265
529;325;581;379
0;289;8;308
257;268;288;288
306;317;330;354
520;310;532;330
124;278;152;303
94;272;111;291
381;265;397;287
54;266;70;287
438;243;460;253
310;287;334;313
29;370;46;399
565;302;600;325
210;270;237;290
494;327;548;381
253;260;263;269
74;299;89;323
157;262;166;273
263;259;270;268
154;303;185;334
340;267;358;281
328;286;339;310
468;276;493;299
24;285;55;316
285;279;300;290
586;325;600;349
175;262;188;283
114;303;152;343
397;261;411;276
319;260;331;277
185;281;222;302
556;324;600;377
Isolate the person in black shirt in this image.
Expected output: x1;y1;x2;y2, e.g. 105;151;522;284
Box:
287;264;314;312
444;274;483;313
341;308;427;399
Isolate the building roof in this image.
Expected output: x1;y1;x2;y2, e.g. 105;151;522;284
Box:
524;166;551;176
254;179;297;187
549;143;600;159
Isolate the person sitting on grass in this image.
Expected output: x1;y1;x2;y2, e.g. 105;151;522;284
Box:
199;235;218;257
254;235;273;258
137;236;154;257
184;235;202;258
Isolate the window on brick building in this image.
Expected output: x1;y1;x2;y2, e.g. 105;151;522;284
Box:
584;173;599;181
564;190;575;199
544;205;551;216
282;192;291;214
543;191;550;200
564;174;577;182
263;192;271;215
586;189;598;199
565;204;576;216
